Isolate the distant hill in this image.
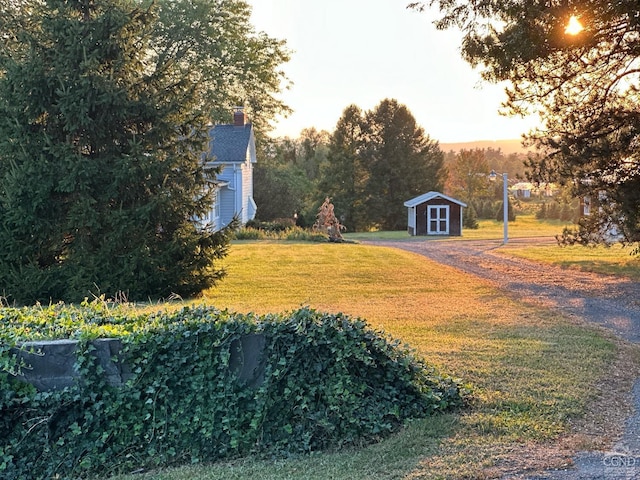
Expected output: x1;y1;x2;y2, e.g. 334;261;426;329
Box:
440;139;528;155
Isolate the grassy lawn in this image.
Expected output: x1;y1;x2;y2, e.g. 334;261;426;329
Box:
345;214;640;281
504;243;640;281
344;215;570;242
111;241;638;480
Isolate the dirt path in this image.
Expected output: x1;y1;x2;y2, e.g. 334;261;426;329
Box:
364;237;640;479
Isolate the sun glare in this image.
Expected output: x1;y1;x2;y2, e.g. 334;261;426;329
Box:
565;15;584;35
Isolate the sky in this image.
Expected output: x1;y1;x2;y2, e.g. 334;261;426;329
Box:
246;0;541;144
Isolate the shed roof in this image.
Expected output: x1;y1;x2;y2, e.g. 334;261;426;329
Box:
404;191;467;208
207;124;254;163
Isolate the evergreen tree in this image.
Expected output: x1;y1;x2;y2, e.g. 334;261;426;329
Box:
495;198;516;222
463;204;479;229
318;105;367;231
361;99;445;230
483;200;497;219
536;202;547;220
0;0;288;303
547;202;561;220
560;203;574;222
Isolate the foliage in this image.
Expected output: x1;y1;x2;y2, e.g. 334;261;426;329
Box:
413;0;640;250
233;226;327;242
318;100;445;232
0;304;467;479
474;200;499;220
0;0;289;303
535;200;578;223
443;147;528;184
495;197;517;223
245;218;296;233
463;204;479;229
446;149;492;205
536;202;548;220
253;129;330;223
555;226;601;248
252;159;313;222
318;105;367;231
361;99;446;230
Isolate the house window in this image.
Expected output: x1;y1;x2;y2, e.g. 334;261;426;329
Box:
427;205;449;235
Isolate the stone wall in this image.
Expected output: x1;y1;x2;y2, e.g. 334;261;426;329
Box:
10;334;265;391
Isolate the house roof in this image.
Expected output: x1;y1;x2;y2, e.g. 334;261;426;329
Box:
403;191;467;208
207;124;254;163
510;182;535;190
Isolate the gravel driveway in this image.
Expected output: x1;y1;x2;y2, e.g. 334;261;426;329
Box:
364;237;640;480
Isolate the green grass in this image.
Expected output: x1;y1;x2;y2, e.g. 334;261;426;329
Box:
343;214;640;280
504;243;640;280
344;215;571;242
109;241;632;479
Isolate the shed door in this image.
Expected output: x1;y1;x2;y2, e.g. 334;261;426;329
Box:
427;205;449;235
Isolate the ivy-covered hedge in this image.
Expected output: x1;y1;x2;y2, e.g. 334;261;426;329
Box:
0;303;469;479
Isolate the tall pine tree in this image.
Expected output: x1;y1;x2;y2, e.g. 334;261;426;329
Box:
361;99;445;230
318;105;367;231
0;0;288;303
320;100;445;232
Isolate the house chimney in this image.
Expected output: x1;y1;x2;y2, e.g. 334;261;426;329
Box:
233;106;246;126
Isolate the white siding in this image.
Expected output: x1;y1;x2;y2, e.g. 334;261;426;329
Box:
218;187;236;228
407;207;415;229
241;162;254;223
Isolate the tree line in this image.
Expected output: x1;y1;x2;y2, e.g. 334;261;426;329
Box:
255;99;447;232
254;112;532;232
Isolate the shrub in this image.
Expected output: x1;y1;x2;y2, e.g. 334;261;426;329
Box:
233;227;267;240
463;204;479;229
495;198;516;222
245;219;295;233
536;202;547;220
0;304;469;479
546;202;560;219
234;226;330;242
477;200;497;219
284;227;328;242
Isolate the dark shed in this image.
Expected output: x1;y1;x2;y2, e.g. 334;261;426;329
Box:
404;192;467;236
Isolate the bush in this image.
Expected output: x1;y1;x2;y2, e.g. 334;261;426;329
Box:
234;226;331;242
463;204;479;229
233;226;267;240
477;200;498;219
283;228;328;242
245;219;296;233
495;198;516;222
0;304;469;479
536;202;547;220
546;202;560;220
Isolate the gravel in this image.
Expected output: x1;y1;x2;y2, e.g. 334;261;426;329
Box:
364;237;640;480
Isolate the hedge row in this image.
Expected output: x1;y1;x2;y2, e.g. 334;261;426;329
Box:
0;303;469;479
